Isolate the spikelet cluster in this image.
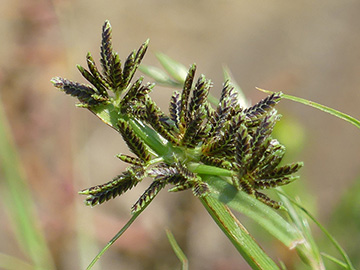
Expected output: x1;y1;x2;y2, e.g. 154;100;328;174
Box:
52;20;303;212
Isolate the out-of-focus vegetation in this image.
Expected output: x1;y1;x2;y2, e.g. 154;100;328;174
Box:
0;1;359;269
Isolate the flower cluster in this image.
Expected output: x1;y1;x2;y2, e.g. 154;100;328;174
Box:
52;20;303;212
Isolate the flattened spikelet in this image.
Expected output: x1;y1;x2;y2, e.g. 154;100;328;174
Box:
254;176;298;190
260;162;303;179
235;124;252;165
180;64;196;125
86;52;111;93
192;182;209;197
181;107;206;147
110;52;122;91
116;154;146;166
100;20;113;78
169;91;181;128
244;92;282;121
188;75;211;115
120;40;149;90
131;181;166;213
200;155;232;169
51;77;106;105
77;65;108;97
120;77;144;108
117;119;151;162
255;191;282;209
145;98;178;144
121;51;136;89
79;171;139;206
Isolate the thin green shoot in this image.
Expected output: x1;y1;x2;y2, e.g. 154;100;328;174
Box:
321;252;348;269
165;229;188;270
86;196;152;270
256;88;360;129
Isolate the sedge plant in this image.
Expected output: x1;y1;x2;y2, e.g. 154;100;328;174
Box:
51;20;357;269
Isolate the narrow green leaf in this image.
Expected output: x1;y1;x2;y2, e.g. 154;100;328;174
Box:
321;253;348;269
86;197;151;270
276;189;325;269
155;52;188;83
275;190;355;270
201;196;280;270
256;88;360;129
202;175;305;249
139;65;180;86
165;229;188;270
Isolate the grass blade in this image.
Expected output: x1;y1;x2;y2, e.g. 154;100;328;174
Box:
165;229;188;270
256;88;360;129
201;196;280;269
0;100;55;270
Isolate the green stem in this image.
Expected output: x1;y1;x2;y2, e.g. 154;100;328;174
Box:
201;196;280;270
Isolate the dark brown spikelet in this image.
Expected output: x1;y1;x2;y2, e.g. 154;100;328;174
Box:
181;106;207;147
202;113;243;155
256;140;285;174
98;22;123;92
200;155;232;170
180;64;196;125
131;181;166;213
259;162;304;179
120;40;149;90
86;52;111;94
100;20;113;79
192;182;209;197
255;191;282;209
244;92;282;122
116;154;146;166
77;65;108;98
175;161;197;180
117;119;151;162
237;177;255;195
188;75;211;115
79;170;141;206
147;164;179;180
235;124;252;165
248;112;279;171
168;182;193;193
51;77;107;105
121;51;136;89
145;98;178;144
110;52;123;91
254;176;298;190
169;91;181;129
120;77;144;110
207;81;240;137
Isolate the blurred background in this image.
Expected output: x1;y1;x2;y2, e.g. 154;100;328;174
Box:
0;0;359;269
